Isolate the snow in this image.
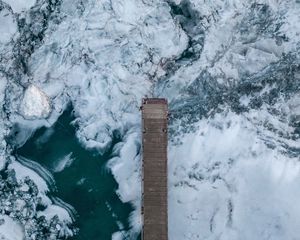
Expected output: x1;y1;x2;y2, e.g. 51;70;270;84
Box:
0;215;24;240
108;130;142;233
25;0;187;153
279;3;300;53
0;0;300;239
9;159;73;224
10;159;50;202
3;0;36;13
0;8;17;44
158;0;299;102
20;85;51;120
168;111;300;240
38;205;72;222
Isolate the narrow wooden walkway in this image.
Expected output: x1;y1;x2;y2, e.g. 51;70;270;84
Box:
141;98;168;240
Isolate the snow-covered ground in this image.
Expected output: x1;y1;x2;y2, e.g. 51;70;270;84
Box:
0;0;300;239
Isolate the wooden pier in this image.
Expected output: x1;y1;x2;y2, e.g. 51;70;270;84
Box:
141;98;168;240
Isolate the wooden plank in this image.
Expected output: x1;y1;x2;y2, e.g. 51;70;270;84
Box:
142;98;168;240
143;119;168;124
143;150;167;156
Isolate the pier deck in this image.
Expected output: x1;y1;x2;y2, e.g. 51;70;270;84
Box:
141;98;168;240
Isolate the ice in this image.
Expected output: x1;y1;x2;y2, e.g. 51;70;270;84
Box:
9;159;74;224
112;231;124;240
0;8;17;45
0;0;300;239
3;0;36;13
169;111;300;240
39;205;72;222
10;159;49;203
108;130;142;234
158;0;299;102
52;152;74;173
0;5;17;169
21;0;187;157
0;215;24;240
20;85;51;120
1;0;187;236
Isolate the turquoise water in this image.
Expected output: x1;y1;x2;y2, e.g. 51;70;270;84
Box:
15;109;135;239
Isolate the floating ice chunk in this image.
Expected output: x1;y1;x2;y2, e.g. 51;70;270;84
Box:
3;0;36;13
0;215;24;240
53;152;74;173
20;85;51;120
76;178;86;185
112;231;124;240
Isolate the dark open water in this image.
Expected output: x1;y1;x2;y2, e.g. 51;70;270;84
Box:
15;108;134;240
